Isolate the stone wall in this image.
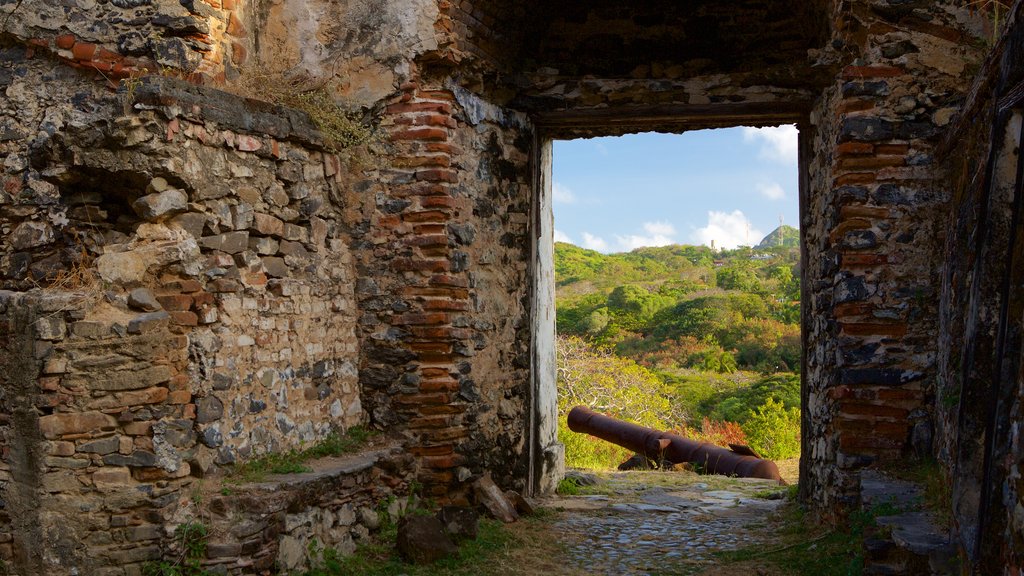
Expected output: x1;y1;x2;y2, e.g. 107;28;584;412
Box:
800;0;986;514
353;70;538;498
0;46;370;572
936;5;1024;572
3;0;1024;572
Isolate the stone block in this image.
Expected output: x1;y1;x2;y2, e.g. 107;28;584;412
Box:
103;451;159;467
35;316;66;340
39;411;118;439
127;311;170;334
396;516;457;564
132;189;188;220
262;257;289;278
199;231;249;254
196;395;224;424
78;436;120;455
252;212;285;236
72;320;111;339
10;221;55;250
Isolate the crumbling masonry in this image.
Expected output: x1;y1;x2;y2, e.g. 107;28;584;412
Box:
0;0;1021;573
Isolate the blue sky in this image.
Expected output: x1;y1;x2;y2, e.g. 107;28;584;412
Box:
552;126;799;253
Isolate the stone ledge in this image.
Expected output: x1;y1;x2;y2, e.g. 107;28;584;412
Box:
131;76;327;149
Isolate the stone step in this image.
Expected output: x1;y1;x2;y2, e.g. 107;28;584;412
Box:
860;470;959;576
180;443;415;574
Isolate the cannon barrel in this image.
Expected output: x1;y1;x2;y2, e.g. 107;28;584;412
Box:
566;406;783;482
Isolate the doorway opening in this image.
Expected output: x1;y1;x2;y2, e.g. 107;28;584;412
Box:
544;127;805;486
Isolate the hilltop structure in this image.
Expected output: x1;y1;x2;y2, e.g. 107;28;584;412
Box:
0;0;1021;573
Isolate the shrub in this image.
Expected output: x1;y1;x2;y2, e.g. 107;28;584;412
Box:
741;398;801;460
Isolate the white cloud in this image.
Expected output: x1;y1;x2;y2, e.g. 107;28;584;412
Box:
757;182;787;200
552;182;577;204
742;125;798;165
594;142;610;157
690;210;764;250
582;232;609;252
553;229;572;243
615;221;677;251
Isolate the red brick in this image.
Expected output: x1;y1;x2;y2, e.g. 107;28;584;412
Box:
81;60;113;72
839;401;908;419
419;379;460;392
394;183;451;197
415;90;456;102
834;172;877;186
838;156;905;170
156;294;193;311
842;254;889;266
429;275;469;288
407;326;455;339
386;102;452;115
167;390;191;404
97;48;122;62
842;65;905;79
393;155;451;168
839;322;907;337
840;205;891;219
404;234;449;247
55;34;76;50
393;312;449;326
837;99;876;114
420;367;451;378
836;142;874;155
421;299;470;312
410;444;454;456
415;169;457;182
71;42;97;61
421;196;458;209
875;144;909;156
191;291;215;307
226;12;246;36
391;128;448;142
423;454;466;469
840;434;903;451
417;351;455;363
417;426;468;442
231;41;247;66
410;342;453;353
419;404;467;416
876;388;923;401
403;210;449;223
834;302;875;318
403;287;469;299
408;415;454;429
168;311;199;326
413;224;447;235
394;258;450;273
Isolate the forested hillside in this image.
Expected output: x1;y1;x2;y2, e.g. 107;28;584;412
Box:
555;230;803;468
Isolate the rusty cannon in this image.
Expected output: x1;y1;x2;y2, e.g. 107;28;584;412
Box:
566;406;784;482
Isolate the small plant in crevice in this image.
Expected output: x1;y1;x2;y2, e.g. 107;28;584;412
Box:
142;521;212;576
968;0;1014;43
226;66;373;151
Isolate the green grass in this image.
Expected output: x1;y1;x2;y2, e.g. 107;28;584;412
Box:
225;426;373;484
715;502;902;576
556;477;583;495
311;518;516;576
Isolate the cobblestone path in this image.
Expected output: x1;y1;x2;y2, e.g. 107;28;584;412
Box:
541;471;788;576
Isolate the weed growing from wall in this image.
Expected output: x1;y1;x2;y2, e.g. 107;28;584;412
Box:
227;68;372;151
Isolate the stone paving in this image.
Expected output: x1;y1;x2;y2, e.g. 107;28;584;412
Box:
545;471;788;576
